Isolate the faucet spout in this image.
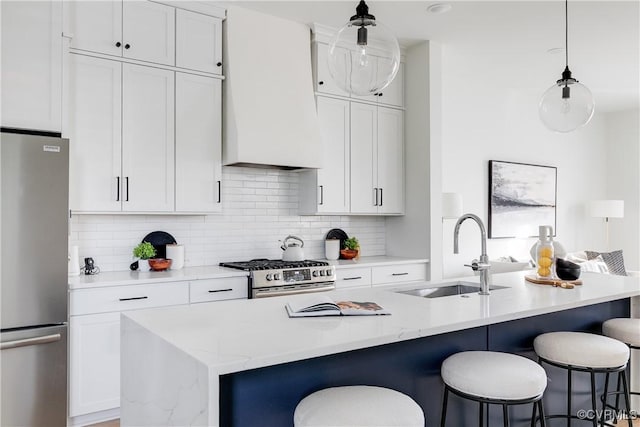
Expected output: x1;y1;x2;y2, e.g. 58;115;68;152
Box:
452;213;491;295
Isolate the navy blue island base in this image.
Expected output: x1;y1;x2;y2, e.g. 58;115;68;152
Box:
220;298;630;426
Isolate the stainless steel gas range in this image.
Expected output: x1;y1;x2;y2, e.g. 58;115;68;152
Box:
219;259;336;298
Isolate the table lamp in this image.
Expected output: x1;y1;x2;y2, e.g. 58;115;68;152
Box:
589;200;624;250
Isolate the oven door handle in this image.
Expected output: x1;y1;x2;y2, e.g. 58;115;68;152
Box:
253;283;336;298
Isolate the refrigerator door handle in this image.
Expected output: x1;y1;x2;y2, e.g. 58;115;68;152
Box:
1;333;61;350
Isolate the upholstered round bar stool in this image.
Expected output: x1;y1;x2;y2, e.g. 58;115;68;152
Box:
440;351;547;427
603;318;640;414
533;331;631;427
294;385;424;427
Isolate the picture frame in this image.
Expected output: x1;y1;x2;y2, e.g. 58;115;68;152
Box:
488;160;557;239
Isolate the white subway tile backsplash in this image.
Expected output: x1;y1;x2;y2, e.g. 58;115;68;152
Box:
70;167;386;272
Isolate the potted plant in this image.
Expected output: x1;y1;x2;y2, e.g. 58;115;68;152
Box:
340;237;360;260
133;241;156;271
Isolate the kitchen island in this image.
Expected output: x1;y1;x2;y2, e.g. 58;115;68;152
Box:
121;271;640;426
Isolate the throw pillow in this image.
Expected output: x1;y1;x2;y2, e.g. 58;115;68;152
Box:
579;256;610;274
585;250;627;276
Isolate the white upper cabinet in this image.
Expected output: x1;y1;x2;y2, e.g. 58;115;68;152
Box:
299;96;350;214
376;107;404;214
121;63;175;212
68;56;175;213
1;0;62;132
66;1;175;66
314;42;350;98
68;54;122;212
175;73;222;213
176;9;222;75
376;62;404;108
350;103;404;214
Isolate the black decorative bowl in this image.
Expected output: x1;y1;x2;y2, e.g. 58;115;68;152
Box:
555;258;581;281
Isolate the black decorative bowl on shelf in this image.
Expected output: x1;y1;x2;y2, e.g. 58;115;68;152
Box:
555;258;581;281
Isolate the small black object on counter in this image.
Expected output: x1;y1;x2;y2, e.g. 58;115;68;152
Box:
555;258;581;281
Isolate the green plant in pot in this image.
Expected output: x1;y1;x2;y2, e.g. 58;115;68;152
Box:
133;241;156;271
340;237;360;260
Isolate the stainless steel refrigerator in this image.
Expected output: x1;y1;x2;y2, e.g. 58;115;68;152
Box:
1;130;69;426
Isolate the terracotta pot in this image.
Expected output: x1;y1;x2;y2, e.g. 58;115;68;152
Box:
340;249;359;260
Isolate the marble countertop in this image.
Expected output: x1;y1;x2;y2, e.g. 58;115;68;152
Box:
68;265;248;289
68;256;427;289
122;271;640;374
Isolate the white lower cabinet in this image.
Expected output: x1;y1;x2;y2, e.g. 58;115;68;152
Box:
335;267;372;289
69;312;120;418
335;261;427;289
69;277;246;421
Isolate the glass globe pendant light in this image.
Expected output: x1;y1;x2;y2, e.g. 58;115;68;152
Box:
327;0;400;96
539;0;594;132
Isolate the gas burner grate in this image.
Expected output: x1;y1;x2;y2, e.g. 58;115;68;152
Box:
220;259;329;271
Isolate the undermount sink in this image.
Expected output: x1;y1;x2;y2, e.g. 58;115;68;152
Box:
397;281;508;298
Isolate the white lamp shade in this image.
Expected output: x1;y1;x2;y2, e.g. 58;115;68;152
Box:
442;193;463;219
589;200;624;218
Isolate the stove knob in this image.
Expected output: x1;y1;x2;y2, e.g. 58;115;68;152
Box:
319;270;325;276
325;269;333;276
266;273;273;281
312;270;319;277
274;273;281;281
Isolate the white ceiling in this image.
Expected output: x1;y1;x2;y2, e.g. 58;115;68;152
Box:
220;1;640;112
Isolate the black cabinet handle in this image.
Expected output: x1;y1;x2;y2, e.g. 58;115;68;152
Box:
125;177;129;201
392;272;409;276
124;43;130;49
119;296;148;301
216;62;222;67
116;177;120;201
379;188;383;206
318;81;324;85
378;93;383;97
208;288;232;293
217;180;221;203
319;185;324;205
343;277;362;281
116;42;121;47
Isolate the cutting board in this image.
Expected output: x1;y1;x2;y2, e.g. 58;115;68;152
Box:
525;275;582;289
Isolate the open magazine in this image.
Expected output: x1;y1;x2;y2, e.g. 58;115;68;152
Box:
285;294;390;317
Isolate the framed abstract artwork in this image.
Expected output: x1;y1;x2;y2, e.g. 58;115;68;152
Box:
488;160;557;239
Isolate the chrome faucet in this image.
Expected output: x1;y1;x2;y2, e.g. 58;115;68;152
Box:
453;213;491;295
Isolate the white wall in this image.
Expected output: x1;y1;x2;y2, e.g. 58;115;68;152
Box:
440;45;610;278
604;109;640;271
70;167;385;272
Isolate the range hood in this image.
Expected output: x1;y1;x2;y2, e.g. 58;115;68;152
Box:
223;7;323;169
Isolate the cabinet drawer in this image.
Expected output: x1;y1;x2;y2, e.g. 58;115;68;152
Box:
335;267;372;289
371;263;427;285
70;281;189;316
189;277;248;303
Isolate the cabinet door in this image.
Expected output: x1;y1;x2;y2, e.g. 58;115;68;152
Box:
175;73;222;213
176;9;222;75
315;42;350;97
350;102;378;214
377;62;404;108
377;107;404;214
121;63;175;212
316;97;350;213
122;1;175;66
1;0;62;132
69;312;120;417
65;1;122;57
68;54;122;212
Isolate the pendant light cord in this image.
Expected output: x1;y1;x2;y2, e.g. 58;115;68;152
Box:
565;0;569;68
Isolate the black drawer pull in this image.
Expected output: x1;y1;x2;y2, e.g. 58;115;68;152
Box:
208;288;233;293
392;272;409;276
216;62;222;67
119;296;148;301
343;277;362;281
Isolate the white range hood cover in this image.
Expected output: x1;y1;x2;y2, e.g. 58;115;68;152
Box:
223;6;323;169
